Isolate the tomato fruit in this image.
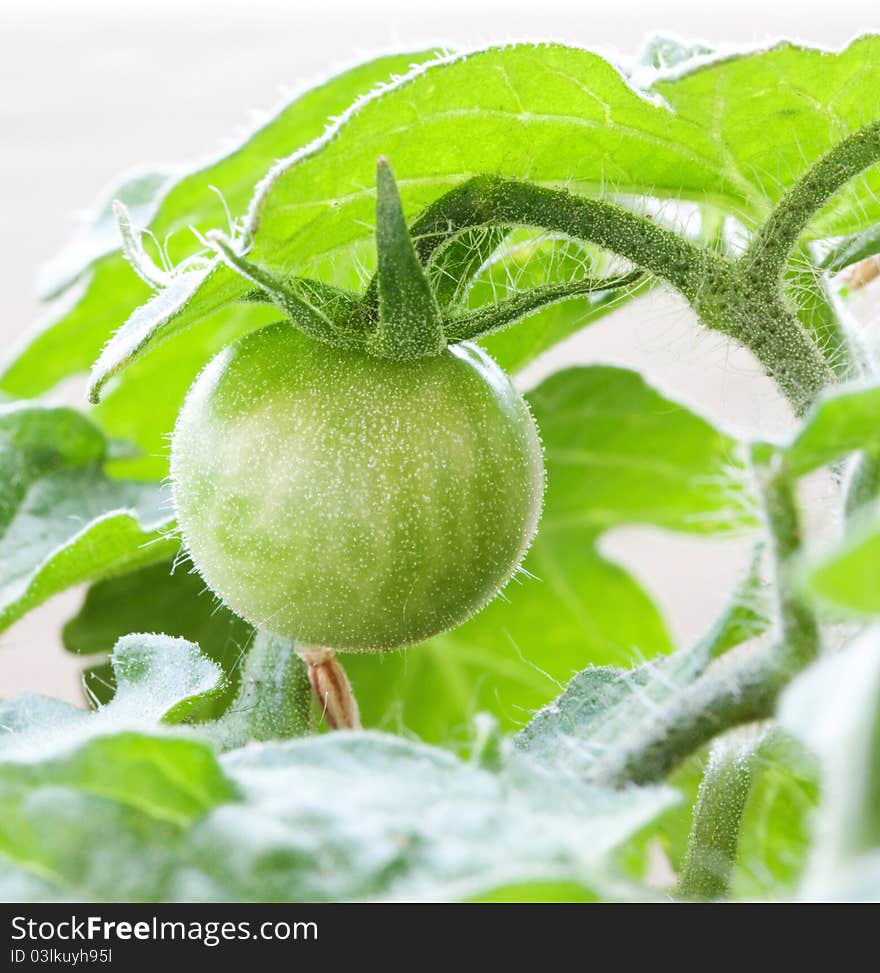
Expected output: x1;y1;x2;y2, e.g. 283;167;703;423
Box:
171;323;544;651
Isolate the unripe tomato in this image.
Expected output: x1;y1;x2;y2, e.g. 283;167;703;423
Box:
170;323;544;651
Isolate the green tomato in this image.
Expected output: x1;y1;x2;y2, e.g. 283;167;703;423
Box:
170;323;544;651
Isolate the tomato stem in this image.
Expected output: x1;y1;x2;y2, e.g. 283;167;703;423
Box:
676;725;766;900
296;645;362;731
590;451;818;785
743;121;880;286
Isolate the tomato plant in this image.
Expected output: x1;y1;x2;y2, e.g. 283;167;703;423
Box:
2;35;880;903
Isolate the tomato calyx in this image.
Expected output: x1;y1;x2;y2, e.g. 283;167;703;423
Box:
206;158;643;364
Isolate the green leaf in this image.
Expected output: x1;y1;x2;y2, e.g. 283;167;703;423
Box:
0;633;223;760
528;365;752;533
0;728;677;902
202;736;676;902
0;52;434;400
0;404;176;632
345;365;755;742
467;879;601;902
250;38;880;290
803;507;880;615
86;264;253;404
780;627;880;899
27;38;880;431
783;380;880;476
83;37;880;405
0;733;236;827
63;559;254;719
651;36;880;237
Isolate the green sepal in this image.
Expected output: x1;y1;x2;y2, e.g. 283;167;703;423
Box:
207;232;361;349
113;199;173;289
443;269;644;342
367;158;446;360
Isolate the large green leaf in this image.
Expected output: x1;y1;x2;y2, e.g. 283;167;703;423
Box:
38;38;880;413
0;727;676;902
0;52;433;400
345;364;755;742
0;405;176;632
0;635;677;902
249;37;880;287
651;36;880;237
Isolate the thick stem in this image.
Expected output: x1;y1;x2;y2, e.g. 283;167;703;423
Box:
698;288;835;415
296;645;362;731
410;176;711;296
677;726;763;900
406;176;834;412
594;648;784;786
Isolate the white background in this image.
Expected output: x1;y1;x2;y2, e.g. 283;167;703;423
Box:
1;0;876;704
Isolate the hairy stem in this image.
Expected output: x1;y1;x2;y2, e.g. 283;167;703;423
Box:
597;451;818;786
408;176;834;411
744;121;880;284
677;727;763;900
697;287;834;414
595;648;783;786
754;449;820;667
410;176;711;295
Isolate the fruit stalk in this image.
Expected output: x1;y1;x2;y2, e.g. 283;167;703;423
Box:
296;645;362;730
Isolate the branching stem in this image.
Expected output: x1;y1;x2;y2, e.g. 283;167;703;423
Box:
597;450;819;786
407;176;836;412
